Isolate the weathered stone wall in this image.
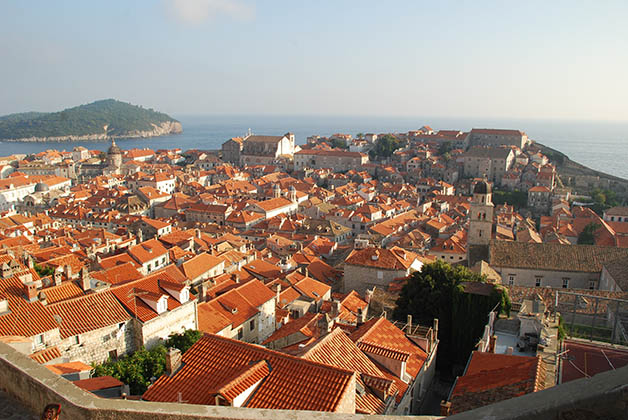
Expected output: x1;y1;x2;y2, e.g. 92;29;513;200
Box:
139;301;197;349
343;264;406;294
59;320;135;364
495;267;598;290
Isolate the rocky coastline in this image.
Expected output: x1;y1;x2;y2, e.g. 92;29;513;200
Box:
1;121;183;142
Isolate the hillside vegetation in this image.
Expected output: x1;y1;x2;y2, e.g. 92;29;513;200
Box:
0;99;178;140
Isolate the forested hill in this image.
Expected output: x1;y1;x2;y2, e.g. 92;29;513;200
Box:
0;99;181;141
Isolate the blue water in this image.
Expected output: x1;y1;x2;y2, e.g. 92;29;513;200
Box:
1;115;627;179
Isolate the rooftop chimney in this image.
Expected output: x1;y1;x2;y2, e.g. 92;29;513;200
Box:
407;314;413;334
80;266;91;292
275;284;281;305
54;270;62;286
231;273;240;284
0;298;9;314
165;348;182;376
24;282;38;302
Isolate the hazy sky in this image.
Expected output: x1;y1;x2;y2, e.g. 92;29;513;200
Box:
1;0;627;120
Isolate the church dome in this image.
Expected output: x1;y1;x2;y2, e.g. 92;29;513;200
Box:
34;182;50;192
108;139;121;155
473;180;491;195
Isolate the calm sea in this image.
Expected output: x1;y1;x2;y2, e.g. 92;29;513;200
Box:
1;115;627;180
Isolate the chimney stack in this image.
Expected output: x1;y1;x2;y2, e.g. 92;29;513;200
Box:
80;266;91;291
54;270;62;286
64;264;72;280
165;348;182;376
24;282;38;302
407;314;413;334
276;284;281;305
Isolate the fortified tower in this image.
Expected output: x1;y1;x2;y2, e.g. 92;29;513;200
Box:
107;139;122;171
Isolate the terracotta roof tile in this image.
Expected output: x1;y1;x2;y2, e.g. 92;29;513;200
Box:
46;291;130;339
142;334;355;412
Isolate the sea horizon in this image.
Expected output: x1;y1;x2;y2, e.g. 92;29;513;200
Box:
1;114;627;180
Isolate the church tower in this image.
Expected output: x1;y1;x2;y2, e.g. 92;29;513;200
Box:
107;139;122;172
468;180;494;246
272;183;281;199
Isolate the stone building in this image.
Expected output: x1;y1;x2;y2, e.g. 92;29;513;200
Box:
343;247;424;294
488;241;628;289
221;137;244;164
463;147;515;185
467;128;528;149
293;149;368;171
239;134;296;166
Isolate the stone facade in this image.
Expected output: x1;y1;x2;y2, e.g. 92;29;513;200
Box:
57;320;135;364
496;267;599;290
343;264;409;295
135;300;197;349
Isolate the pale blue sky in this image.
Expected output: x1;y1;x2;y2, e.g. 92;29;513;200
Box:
1;0;627;120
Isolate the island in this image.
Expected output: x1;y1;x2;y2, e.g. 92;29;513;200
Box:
0;99;182;142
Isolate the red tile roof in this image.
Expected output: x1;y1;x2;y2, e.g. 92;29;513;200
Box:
349;317;427;402
74;376;123;391
110;271;193;322
449;351;545;414
46;291;131;339
142;334;355;412
180;252;223;280
41;281;85;304
29;346;62;364
561;340;628;383
0;273;58;338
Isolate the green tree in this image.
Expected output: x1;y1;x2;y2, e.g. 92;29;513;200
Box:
368;134;403;159
577;222;600;245
356;132;364;139
165;329;202;354
394;261;508;372
330;138;348;149
92;330;202;395
33;262;54;277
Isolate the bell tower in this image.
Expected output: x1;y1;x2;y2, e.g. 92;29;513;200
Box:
468;180;494;246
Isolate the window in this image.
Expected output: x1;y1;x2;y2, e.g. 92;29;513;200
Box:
249;319;255;331
35;334;44;345
72;335;80;345
535;277;542;287
237;329;243;340
478;230;482;237
589;280;597;290
562;278;570;289
377;271;383;280
508;275;515;286
109;350;118;360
